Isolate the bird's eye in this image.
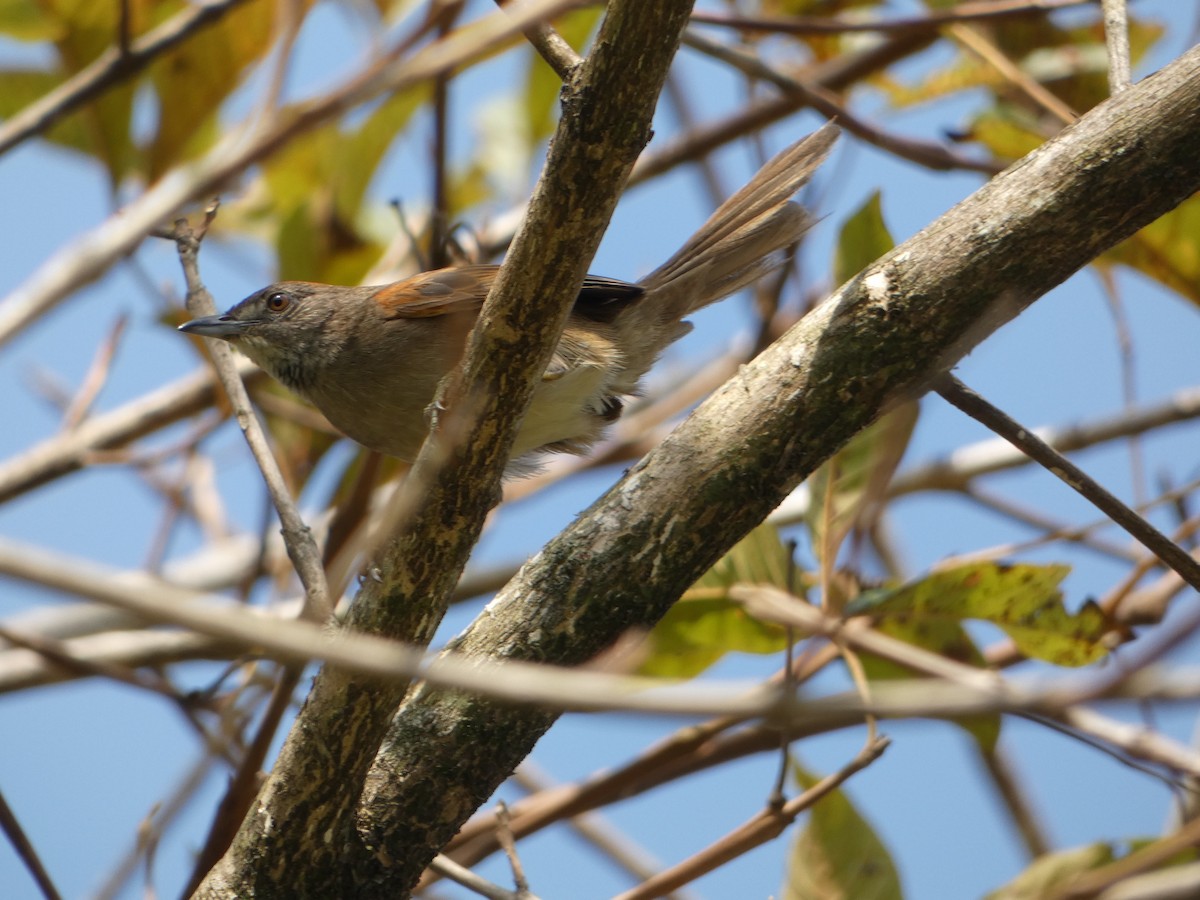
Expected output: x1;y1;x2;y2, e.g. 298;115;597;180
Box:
265;291;291;313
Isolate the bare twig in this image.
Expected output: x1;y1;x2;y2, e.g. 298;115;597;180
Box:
682;29;1001;175
0;624;180;701
949;22;1077;125
0;0;255;157
1102;0;1133;94
0;360;261;505
883;388;1200;498
496;0;582;79
690;0;1098;36
0;785;63;900
976;745;1051;859
935;376;1200;595
168;209;331;622
508;762;692;897
61;313;128;430
183;665;304;894
429;853;537;900
612;737;890;900
495;801;533;896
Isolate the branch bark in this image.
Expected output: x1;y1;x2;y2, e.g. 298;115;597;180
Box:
357;39;1200;889
194;1;698;896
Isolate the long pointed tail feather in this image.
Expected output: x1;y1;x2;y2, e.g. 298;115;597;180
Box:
641;122;839;313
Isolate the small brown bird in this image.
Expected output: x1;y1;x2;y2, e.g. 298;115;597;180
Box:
180;124;837;465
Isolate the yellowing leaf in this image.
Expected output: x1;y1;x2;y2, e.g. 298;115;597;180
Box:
637;523;797;678
1102;195;1200;307
785;761;902;900
0;69;92;152
244;84;426;282
848;562;1109;667
0;0;61;40
147;0;286;177
967;105;1048;163
985;844;1113;900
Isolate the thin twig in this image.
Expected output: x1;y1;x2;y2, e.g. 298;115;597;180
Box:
508;762;694;898
496;0;582;79
429;5;462;270
94;752;219;900
682;29;1001;175
1102;0;1133;93
935;375;1200;595
0;624;182;702
183;665;304;894
168;207;331;622
0;785;63;900
62;313;127;431
494;801;533;896
0;0;255;157
949;22;1077;125
429;853;536;900
690;0;1098;36
882;386;1200;498
976;745;1051;859
611;737;890;900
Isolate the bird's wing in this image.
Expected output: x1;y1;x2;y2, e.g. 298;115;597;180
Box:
371;266;500;319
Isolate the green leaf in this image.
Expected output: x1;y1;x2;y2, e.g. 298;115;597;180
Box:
848;562;1109;667
785;762;903;900
0;0;61;40
984;844;1113;899
834;190;894;285
637;523;797;678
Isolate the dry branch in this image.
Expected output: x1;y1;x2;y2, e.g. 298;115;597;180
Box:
357;40;1200;886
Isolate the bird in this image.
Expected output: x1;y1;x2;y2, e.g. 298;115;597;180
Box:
179;123;838;467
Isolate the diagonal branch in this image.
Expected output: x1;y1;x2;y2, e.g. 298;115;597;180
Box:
194;0;699;896
0;0;586;351
0;0;255;157
358;39;1200;887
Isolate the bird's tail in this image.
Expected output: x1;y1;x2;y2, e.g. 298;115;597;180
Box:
638;122;838;324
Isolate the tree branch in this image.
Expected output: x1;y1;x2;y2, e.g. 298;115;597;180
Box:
194;0;699;895
358;40;1200;886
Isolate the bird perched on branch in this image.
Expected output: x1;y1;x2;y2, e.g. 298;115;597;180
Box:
180;123;838;466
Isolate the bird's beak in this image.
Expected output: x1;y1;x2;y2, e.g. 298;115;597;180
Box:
178;315;250;339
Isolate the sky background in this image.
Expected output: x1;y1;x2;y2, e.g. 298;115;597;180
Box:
2;1;1199;897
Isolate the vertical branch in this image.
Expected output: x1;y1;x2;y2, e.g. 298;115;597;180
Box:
1102;0;1133;93
168;208;331;623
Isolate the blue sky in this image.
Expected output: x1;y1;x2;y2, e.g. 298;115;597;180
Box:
2;2;1199;898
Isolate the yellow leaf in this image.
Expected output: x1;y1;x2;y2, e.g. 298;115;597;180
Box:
1102;196;1200;307
637;523;797;678
848;562;1109;667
